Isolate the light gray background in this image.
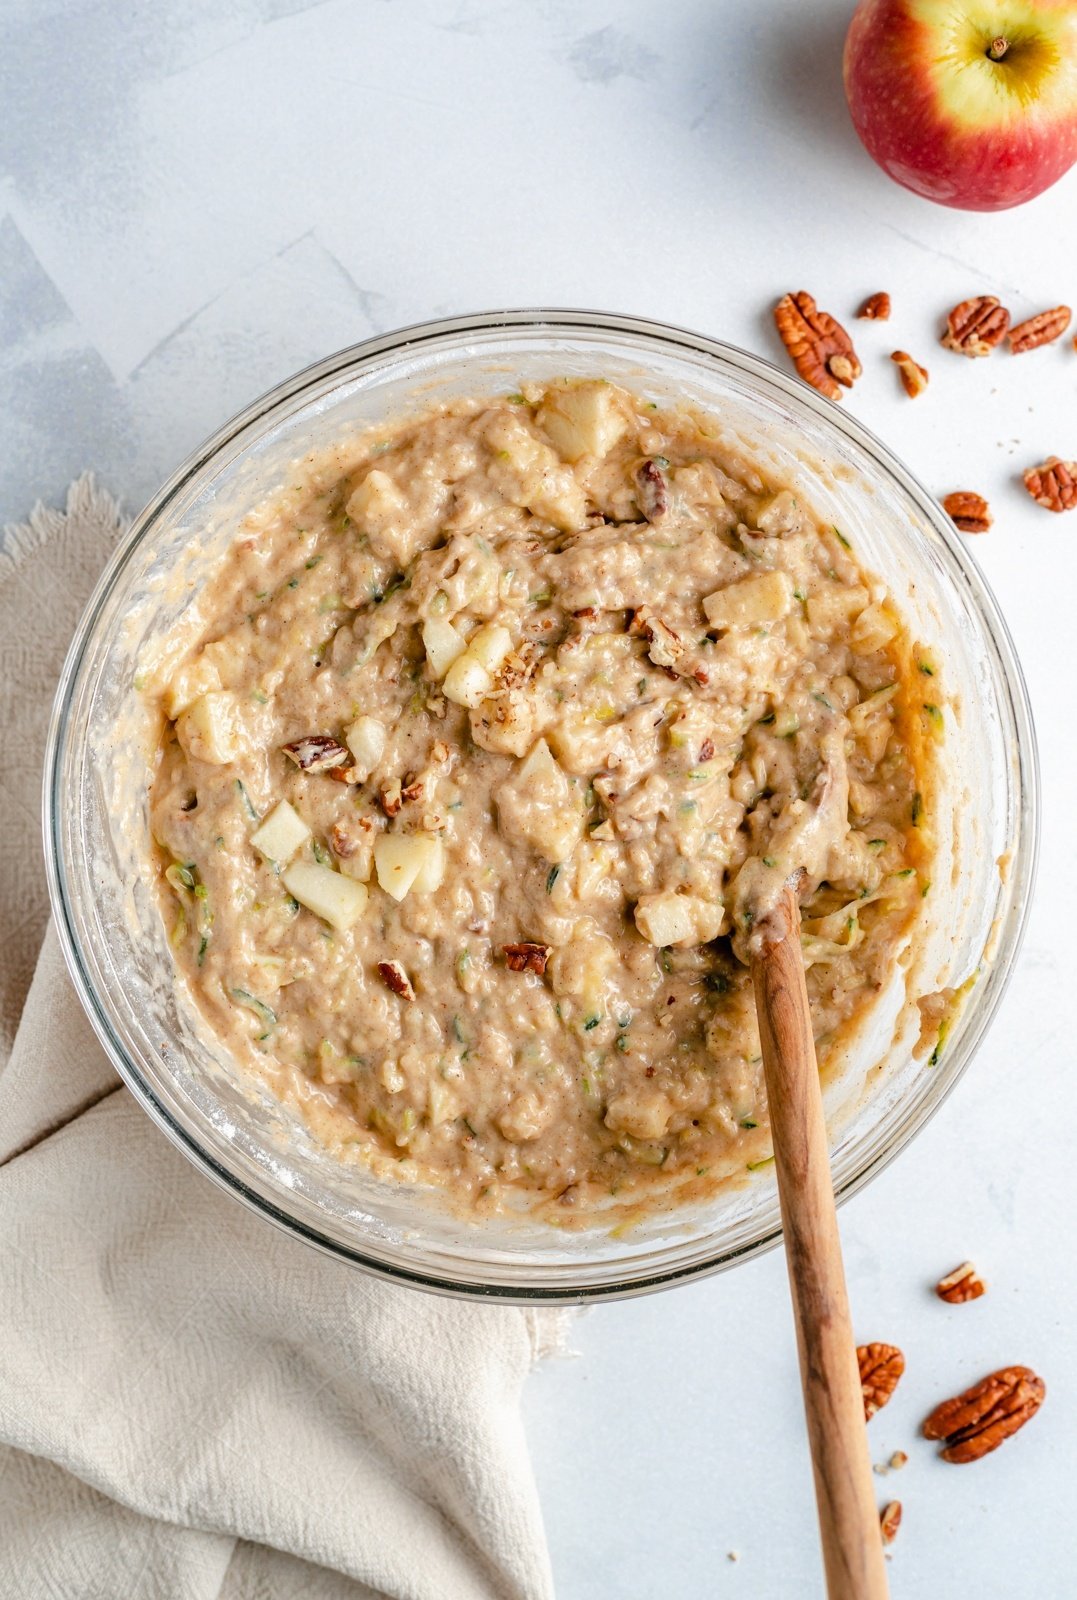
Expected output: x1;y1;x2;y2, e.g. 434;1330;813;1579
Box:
3;1;1074;1594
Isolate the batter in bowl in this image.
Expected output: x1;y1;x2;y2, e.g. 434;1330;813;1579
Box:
147;379;935;1217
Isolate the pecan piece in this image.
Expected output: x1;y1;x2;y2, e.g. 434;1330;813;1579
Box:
891;349;929;398
858;1343;905;1420
628;606;684;669
941;295;1010;356
635;458;670;521
942;490;992;533
774;291;862;401
1023;457;1077;512
502;941;552;975
329;820;359;858
857;291;891;321
326;764;362;784
379;778;403;817
923;1365;1045;1463
879;1501;902;1546
497;646;540;691
699;738;715;762
1008;305;1071;353
935;1261;987;1303
376;960;415;1001
401;776;425;805
281;735;350;773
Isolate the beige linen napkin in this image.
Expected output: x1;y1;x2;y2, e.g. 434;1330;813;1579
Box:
0;479;563;1600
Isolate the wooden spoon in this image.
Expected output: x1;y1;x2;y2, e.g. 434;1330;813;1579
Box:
750;881;889;1600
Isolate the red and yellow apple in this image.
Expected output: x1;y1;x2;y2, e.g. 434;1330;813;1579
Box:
843;0;1077;210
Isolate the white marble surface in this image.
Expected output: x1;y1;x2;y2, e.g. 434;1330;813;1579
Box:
3;1;1074;1594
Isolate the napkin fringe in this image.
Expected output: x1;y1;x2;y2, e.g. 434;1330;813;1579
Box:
0;472;125;583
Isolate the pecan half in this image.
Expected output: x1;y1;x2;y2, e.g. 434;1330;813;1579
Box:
858;1343;905;1420
376;960;415;1001
879;1501;902;1546
857;291;891;321
942;490;992;533
891;350;929;398
281;735;350;773
936;1261;987;1303
774;291;862;401
923;1365;1045;1463
635;458;670;521
941;296;1010;357
1023;457;1077;512
1008;305;1071;354
502;941;552;975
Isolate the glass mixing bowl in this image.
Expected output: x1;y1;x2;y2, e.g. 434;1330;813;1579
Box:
43;310;1038;1303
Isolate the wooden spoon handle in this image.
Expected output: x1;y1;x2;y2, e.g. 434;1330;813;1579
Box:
751;885;889;1600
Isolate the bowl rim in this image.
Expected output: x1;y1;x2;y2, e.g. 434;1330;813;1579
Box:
42;307;1040;1303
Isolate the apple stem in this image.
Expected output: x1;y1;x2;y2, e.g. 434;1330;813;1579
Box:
986;35;1009;61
